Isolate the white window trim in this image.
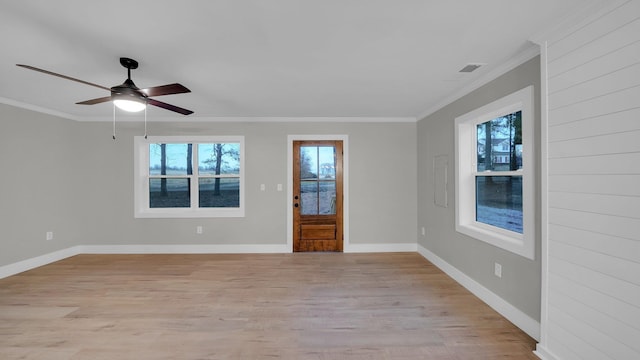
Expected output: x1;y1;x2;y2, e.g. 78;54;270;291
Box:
134;135;245;218
454;86;534;260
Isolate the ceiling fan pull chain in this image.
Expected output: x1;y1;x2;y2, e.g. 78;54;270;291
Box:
144;106;148;139
112;103;116;140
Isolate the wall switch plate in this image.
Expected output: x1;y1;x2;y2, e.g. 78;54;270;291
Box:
277;184;283;191
46;231;54;241
196;226;203;234
260;184;266;191
494;262;502;278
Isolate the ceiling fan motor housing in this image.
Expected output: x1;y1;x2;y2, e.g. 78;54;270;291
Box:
111;79;148;104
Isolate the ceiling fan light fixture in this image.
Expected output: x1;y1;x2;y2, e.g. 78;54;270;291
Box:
111;86;147;112
113;98;146;112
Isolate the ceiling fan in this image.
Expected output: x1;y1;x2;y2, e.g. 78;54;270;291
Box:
17;57;193;115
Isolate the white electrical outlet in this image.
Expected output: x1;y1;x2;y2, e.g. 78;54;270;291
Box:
260;184;266;191
494;262;502;278
277;184;283;191
46;231;54;241
196;226;203;234
421;227;426;236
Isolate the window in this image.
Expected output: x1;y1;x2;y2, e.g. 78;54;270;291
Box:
476;113;522;233
455;86;534;259
134;136;244;218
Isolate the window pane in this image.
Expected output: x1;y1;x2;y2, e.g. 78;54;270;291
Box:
476;176;522;233
198;143;241;175
300;180;318;215
319;181;336;215
476;111;522;172
318;147;336;179
149;144;192;175
149;178;190;208
199;178;240;208
300;147;318;180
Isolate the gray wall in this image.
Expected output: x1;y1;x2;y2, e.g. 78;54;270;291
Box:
0;106;417;266
0;104;83;265
417;57;542;320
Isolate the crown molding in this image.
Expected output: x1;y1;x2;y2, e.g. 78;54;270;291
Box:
0;96;81;121
0;96;416;123
79;116;418;123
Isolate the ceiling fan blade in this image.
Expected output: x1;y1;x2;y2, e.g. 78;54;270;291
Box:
140;83;191;97
76;96;112;105
16;64;111;91
148;98;193;115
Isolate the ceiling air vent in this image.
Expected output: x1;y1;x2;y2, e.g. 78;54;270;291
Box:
459;63;484;73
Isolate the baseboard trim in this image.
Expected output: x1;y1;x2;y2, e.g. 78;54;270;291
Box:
417;244;541;341
0;246;83;279
78;244;291;254
533;345;559;360
345;243;417;253
79;243;419;254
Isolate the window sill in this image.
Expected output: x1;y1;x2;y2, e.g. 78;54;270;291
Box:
456;221;533;260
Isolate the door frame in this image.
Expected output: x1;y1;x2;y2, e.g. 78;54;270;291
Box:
287;135;349;252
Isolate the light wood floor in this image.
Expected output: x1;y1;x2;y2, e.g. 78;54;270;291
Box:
0;253;538;359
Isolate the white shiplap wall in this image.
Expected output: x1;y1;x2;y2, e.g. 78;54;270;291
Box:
537;1;640;359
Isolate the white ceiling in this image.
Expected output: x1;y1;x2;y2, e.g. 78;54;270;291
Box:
0;0;586;121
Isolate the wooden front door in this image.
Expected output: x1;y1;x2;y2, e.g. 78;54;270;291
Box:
293;140;343;252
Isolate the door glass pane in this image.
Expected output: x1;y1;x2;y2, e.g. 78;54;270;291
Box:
299;145;337;215
319;181;336;215
198;143;241;175
300;146;318;179
476;111;522;172
199;178;240;208
318;147;336;179
300;181;318;215
149;178;190;208
475;176;522;233
149;144;192;175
